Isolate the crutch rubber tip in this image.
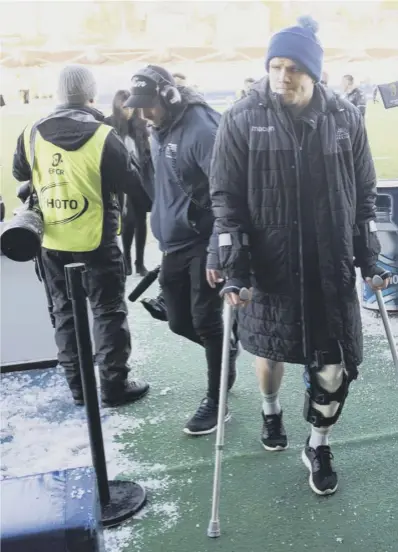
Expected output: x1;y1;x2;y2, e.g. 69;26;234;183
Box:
207;520;221;538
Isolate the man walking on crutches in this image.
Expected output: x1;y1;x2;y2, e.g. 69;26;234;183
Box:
207;15;389;513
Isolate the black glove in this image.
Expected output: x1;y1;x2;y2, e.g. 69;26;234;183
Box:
206;234;221;271
16;182;31;203
361;264;389;281
220;278;250;297
206;252;221;271
141;293;168;322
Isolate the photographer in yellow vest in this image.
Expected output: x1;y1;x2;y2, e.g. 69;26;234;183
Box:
12;64;150;407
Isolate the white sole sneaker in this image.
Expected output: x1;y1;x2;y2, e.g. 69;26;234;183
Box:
301;449;338;496
262;442;289;452
183;412;232;436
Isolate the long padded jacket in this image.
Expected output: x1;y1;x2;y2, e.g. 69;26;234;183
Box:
210;78;380;375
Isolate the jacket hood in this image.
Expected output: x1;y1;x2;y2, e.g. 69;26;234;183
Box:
178;85;208;108
157;85;219;135
55;104;105;121
36;105;108;152
180;85;220;123
247;76;342;116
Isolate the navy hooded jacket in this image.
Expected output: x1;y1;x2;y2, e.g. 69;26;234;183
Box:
148;87;221;253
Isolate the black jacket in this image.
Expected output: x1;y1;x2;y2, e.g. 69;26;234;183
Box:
104;114;153;213
149;87;221;253
345;87;367;117
13;105;143;247
210;78;380;372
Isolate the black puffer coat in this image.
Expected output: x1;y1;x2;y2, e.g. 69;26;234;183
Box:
210;78;380;373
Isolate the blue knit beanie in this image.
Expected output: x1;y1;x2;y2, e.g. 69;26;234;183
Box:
265;16;323;82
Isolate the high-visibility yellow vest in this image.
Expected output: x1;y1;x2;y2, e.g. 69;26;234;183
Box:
24;121;112;252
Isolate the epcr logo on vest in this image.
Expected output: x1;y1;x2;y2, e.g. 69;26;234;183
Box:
49;153;64;175
52;153;63;167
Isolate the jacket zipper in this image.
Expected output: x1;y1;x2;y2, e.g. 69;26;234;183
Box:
292;139;308;361
281;116;308;361
155;145;167;254
259;102;308;360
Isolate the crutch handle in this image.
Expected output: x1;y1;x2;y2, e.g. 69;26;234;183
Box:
220;286;251;301
238;287;251;301
372;271;391;287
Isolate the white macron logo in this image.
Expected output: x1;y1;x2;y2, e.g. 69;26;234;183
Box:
132;78;147;88
251;125;275;133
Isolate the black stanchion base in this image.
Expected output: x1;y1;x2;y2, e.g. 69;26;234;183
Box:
101;480;147;528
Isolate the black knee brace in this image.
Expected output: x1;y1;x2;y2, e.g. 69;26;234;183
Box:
303;357;350;428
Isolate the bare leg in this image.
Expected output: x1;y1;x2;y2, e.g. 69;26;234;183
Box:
256;357;284;415
257;357;288;450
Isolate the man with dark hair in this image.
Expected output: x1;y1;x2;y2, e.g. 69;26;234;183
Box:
124;65;239;436
208;16;387;495
341;74;367;116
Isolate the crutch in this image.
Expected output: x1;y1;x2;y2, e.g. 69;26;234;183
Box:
372;273;398;377
207;287;250;538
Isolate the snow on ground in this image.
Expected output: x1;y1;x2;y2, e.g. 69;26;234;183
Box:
0;367;181;551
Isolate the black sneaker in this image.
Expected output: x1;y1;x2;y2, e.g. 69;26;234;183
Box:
183;397;231;436
69;386;84;406
141;294;168;322
301;438;338;496
102;379;150;408
261;410;288;451
228;340;240;391
73;396;85;406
